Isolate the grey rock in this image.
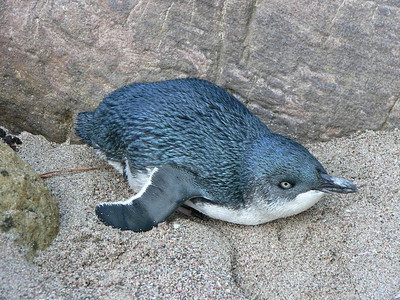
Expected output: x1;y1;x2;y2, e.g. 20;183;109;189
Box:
0;141;59;251
0;1;399;143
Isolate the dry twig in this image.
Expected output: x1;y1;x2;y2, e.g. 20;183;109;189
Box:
39;165;113;179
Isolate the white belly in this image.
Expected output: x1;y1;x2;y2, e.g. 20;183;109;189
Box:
185;190;325;225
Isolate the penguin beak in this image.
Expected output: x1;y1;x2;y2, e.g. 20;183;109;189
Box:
316;173;358;194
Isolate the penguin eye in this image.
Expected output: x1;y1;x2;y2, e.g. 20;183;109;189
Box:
279;181;293;189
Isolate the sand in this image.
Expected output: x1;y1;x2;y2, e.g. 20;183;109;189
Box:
0;128;399;299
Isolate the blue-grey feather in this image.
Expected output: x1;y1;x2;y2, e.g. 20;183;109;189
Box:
76;79;324;208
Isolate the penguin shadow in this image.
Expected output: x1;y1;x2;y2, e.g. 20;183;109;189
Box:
165;204;233;231
166;204;257;233
167;204;210;225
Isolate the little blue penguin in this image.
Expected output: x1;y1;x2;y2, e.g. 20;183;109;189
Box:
75;78;357;232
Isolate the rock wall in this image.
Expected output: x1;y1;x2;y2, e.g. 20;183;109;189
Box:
0;0;399;142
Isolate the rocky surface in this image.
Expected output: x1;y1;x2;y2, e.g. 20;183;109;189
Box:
1;1;399;143
0;129;398;299
0;140;59;252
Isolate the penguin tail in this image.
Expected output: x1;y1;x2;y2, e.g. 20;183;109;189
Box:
75;111;95;144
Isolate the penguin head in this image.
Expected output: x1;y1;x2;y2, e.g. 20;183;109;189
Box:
243;134;357;206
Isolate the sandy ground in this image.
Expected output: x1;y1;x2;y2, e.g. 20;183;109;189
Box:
0;128;399;299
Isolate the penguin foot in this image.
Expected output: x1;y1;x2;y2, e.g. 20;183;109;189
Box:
178;205;207;219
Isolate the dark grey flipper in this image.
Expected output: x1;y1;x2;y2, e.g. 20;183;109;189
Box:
95;165;206;232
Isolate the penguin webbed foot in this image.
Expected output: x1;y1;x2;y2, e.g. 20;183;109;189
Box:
177;205;207;220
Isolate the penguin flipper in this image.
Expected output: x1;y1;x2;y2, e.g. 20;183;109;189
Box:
95;165;205;232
